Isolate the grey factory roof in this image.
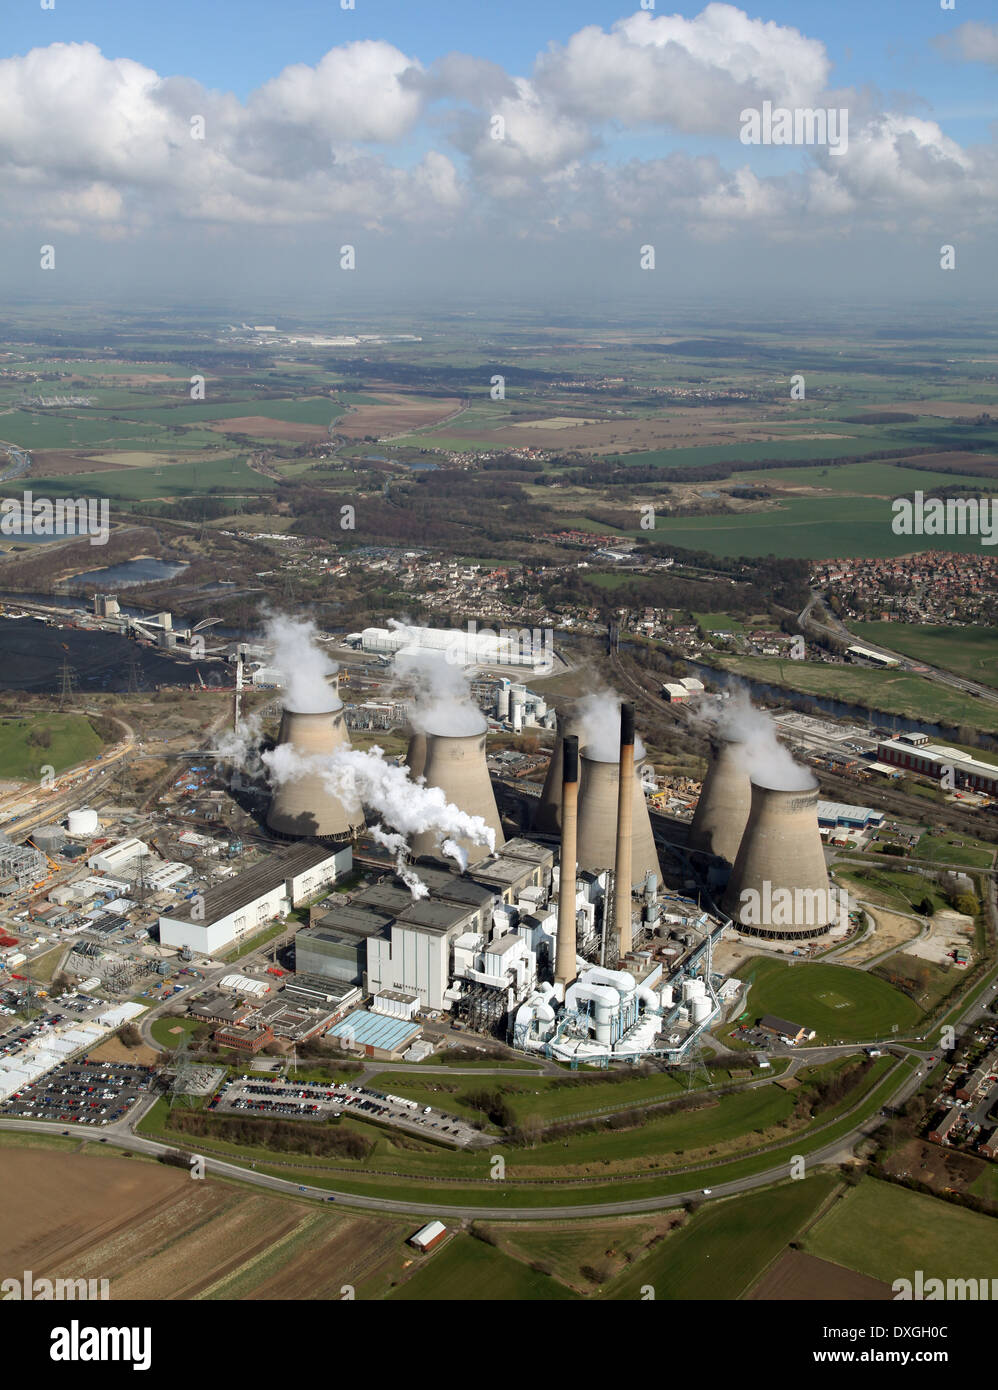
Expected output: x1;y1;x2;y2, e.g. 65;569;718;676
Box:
406;864;494;910
484;931;521;956
354;881;424;917
397;897;472;935
472;856;538;890
499;838;554;867
307;904;394;939
159;843;338;928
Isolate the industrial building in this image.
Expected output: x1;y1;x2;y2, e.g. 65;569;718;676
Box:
328;1008;422;1060
157;843;352;954
877;735;998;798
351;624;550;670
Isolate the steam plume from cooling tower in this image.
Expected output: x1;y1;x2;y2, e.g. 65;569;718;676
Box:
261;742;495;873
262;610;340;712
694;688;811;790
574;687;645;761
394;644;485;738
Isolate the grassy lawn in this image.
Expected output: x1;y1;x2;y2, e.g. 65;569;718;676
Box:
803;1177;998;1283
150;1016;202;1049
0;712;102;779
915;834;994;869
692;611;747;633
707;655;998;733
607;1174;841;1300
219;921;287;962
847;622;998;691
835;865;952;913
388;1232;577;1300
741;956;922;1041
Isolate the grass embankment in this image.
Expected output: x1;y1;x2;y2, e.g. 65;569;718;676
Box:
387;1233;578;1301
137;1057;908;1210
0;713;102;779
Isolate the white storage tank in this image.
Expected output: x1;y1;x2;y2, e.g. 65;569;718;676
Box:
67;808;99;837
682;977;706;1002
692;997;712;1025
660;984;674;1008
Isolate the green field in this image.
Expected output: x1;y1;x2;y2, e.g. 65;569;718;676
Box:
710;655;998;733
387;1233;577;1300
639;495;997;559
835;865;954;913
741;957;921;1041
914;834;994;869
803;1177;998;1284
0;713;102;779
608;1174;840;1300
738;460;998;495
613;433;927;472
150;1016;201;1048
693;611;748;632
23;456;274;501
847;622;998;690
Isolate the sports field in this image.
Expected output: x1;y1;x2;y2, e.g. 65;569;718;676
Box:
803;1178;998;1285
607;1174;840;1300
741;957;921;1041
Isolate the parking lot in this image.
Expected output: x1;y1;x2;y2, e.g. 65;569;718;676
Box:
0;1060;155;1127
214;1075;483;1148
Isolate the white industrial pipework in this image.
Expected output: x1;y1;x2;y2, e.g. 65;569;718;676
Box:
635;983;660;1014
583;965;636;997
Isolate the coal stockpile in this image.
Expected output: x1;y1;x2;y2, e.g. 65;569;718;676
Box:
0;618;226;692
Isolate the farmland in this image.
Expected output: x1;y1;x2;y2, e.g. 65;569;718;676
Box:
802;1177;998;1285
387;1233;577;1301
846;622;998;690
607;1174;841;1300
708;654;998;733
0;1142;410;1301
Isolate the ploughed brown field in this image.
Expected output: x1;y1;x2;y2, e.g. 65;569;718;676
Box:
26;449;131;475
747;1249;894;1300
0;1148;405;1300
335;392;463;437
206;418;331;442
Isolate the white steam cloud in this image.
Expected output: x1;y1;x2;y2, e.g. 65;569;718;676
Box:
393;637;486;737
261;741;496;874
694;689;813;791
573;687;646;762
263;609;340;713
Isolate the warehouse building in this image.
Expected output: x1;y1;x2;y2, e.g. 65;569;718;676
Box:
758;1014;814;1045
157;843;352;954
328;1007;421;1060
877;736;998;798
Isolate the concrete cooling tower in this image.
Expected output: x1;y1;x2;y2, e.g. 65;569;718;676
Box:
533;704;582;835
576;750;660;890
404;729;427;782
409;729;505;867
687;735;752;864
266;706;366;841
721;777;831;938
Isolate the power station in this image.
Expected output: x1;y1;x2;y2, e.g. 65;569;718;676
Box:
408;726;505;867
254;634;839;1063
265;701;366;841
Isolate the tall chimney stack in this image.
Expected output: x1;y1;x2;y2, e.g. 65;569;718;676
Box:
554;734;580;986
614;702;635;958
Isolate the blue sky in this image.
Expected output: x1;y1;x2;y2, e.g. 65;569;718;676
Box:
1;2;995;306
7;0;997;142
